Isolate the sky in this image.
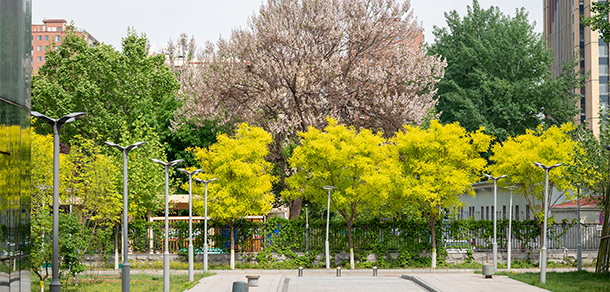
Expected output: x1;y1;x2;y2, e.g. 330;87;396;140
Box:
32;0;543;52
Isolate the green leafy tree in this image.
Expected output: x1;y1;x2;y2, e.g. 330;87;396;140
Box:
567;125;610;273
489;123;575;243
285;118;399;269
428;0;583;140
113;117;169;220
30;128;58;289
582;1;610;43
32;26;179;145
190;123;276;269
391;120;492;268
30;128;120;287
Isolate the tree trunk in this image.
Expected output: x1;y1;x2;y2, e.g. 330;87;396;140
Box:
595;201;610;273
114;223;119;270
347;219;355;269
229;222;235;270
430;220;437;268
289;197;303;220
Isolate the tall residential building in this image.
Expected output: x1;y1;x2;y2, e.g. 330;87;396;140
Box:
0;0;32;290
31;19;99;74
544;0;607;135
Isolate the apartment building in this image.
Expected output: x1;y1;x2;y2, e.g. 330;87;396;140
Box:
544;0;608;135
31;19;99;74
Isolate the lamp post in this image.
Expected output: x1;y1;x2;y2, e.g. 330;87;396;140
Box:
32;111;86;292
484;174;506;272
152;159;183;292
576;186;582;271
106;141;146;292
194;177;217;272
504;185;518;270
178;168;204;282
533;162;562;284
322;186;336;269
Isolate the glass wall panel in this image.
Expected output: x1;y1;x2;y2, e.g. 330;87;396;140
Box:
0;0;31;291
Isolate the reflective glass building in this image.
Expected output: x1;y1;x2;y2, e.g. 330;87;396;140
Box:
0;0;32;291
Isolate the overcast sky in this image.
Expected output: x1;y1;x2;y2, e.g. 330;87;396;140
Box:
32;0;543;52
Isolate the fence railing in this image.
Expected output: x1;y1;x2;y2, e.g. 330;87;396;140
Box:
128;221;602;254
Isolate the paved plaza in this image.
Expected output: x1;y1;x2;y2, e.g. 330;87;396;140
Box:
285;276;426;291
187;269;554;292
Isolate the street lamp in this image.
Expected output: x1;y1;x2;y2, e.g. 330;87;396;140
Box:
194;177;217;273
322;185;336;269
533;162;562;284
504;185;518;270
32;111;86;292
152;158;183;292
178;168;204;282
576;186;582;271
484;174;506;272
106;141;146;292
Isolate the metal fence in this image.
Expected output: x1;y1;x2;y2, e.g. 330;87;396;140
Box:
462;224;601;251
130;222;602;254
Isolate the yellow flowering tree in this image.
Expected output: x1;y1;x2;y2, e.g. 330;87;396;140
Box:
284;118;399;269
489;123;575;241
190;123;276;269
391;121;491;268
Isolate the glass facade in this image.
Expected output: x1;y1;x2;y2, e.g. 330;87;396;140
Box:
0;0;32;291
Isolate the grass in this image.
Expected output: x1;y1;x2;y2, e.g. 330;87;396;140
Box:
508;270;610;292
32;272;215;292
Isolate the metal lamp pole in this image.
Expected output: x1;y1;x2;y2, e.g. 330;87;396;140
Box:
194;177;216;273
484;174;506;272
32;111;86;292
178;168;204;282
504;185;518;270
106;141;146;292
577;187;582;271
533;162;562;284
322;186;336;269
152;159;183;292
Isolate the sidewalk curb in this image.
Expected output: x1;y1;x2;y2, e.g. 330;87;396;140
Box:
276;275;286;292
401;274;441;292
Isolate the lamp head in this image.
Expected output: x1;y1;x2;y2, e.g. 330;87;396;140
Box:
178;168;203;175
31;111;55;124
322;185;337;190
484;174;507;180
59;112;87;125
195;177;218;184
125;141;146;152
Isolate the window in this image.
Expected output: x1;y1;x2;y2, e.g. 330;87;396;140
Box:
55;35;61;42
601;64;609;76
45;46;49;51
55;46;59;50
491;206;494;220
601;83;609;95
481;206;484;220
600;43;609;57
37;46;41;51
526;205;530;220
486;206;489;220
44;35;48;41
57;27;61;32
515;205;520;221
37;56;41;62
37;35;41;41
503;205;506;219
